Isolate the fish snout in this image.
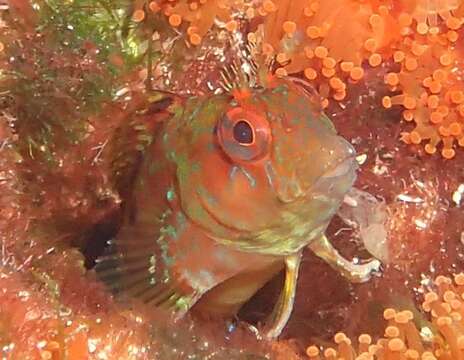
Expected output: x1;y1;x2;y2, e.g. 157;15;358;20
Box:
313;158;357;197
309;137;358;196
273;136;357;203
321;155;357;180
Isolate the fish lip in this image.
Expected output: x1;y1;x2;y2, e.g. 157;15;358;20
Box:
320;155;358;179
307;155;357;196
277;156;357;202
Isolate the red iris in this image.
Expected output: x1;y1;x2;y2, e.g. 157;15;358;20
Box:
217;107;271;162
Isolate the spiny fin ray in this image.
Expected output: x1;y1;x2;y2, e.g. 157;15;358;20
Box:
95;234;195;315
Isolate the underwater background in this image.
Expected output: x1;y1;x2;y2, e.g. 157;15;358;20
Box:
1;0;464;359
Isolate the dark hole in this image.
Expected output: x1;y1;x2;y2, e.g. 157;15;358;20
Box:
146;97;174;115
233;120;253;144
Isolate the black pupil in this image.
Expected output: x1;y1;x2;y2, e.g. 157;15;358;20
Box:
233;120;253;144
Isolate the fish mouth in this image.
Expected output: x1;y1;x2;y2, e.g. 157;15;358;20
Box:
310;155;358;195
320;155;358;179
274;156;357;203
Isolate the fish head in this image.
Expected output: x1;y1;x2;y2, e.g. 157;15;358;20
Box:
166;78;357;255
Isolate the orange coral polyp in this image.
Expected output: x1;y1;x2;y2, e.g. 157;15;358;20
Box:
403;110;415;121
304;67;318;80
168;13;182;27
306;346;320;359
442;148;456;159
368;53;382;67
333;90;347;101
282;20;296;34
410;131;422;144
385;73;400;86
321;67;336;78
403;96;417;110
132;9;146;22
263;0;277;13
314;46;328;59
350;67;364;81
189;33;202;45
149;1;161;13
226;20;238;32
364;38;378;52
450;91;464;104
306;26;322;39
323;57;336;69
394;51;406;62
430;112;444;124
405;57;419;71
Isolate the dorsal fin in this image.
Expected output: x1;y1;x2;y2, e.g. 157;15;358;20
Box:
217;23;269;92
108;92;180;202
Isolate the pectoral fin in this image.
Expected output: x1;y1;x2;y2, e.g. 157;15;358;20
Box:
264;251;302;339
308;234;381;283
95;238;199;317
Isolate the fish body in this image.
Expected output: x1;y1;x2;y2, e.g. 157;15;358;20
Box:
97;77;362;331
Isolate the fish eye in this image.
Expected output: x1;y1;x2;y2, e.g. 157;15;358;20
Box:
217;107;271;162
233;120;254;144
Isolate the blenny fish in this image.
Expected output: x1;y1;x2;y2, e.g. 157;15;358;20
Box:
96;67;381;338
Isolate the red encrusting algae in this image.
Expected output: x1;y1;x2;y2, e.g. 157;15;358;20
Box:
0;266;153;359
2;1;464;359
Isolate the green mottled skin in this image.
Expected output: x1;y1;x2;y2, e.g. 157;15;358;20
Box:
97;78;357;318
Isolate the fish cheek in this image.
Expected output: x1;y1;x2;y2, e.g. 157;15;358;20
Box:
184;148;279;231
294;122;350;178
269;124;323;189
